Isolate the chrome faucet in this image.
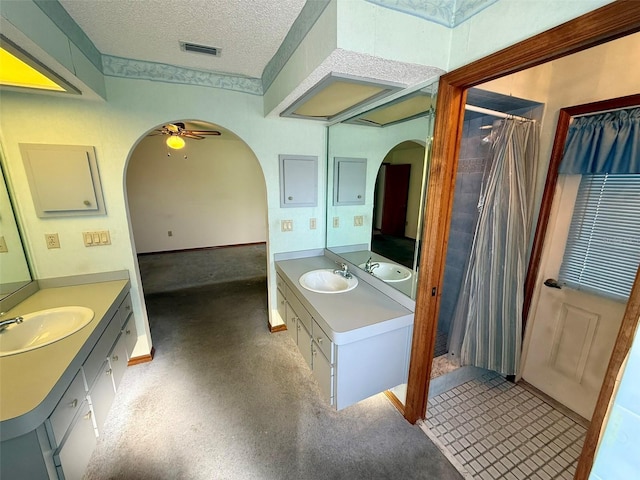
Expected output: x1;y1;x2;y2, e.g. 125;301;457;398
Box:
364;257;380;274
0;316;24;332
334;262;353;279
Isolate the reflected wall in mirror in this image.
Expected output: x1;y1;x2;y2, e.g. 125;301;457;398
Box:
326;84;437;299
0;153;32;298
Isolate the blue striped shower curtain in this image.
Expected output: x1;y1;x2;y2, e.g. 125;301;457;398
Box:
447;118;540;376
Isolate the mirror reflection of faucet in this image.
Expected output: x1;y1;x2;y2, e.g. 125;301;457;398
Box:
364;257;380;274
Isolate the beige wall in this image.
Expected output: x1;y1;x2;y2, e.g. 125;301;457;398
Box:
480;32;640;223
127;129;267;253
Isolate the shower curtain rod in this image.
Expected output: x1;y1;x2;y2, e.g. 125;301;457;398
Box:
465;104;534;122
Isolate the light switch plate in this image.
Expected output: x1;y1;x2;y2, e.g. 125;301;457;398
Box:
281;220;293;232
83;230;111;246
354;215;364;226
333;217;340;228
309;218;317;230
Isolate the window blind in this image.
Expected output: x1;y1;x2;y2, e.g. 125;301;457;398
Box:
559;173;640;300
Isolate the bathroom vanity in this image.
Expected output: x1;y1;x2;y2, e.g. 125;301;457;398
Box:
275;255;414;410
0;278;137;480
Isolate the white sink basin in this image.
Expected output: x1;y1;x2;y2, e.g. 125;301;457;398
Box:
358;262;412;283
0;306;94;357
299;269;358;294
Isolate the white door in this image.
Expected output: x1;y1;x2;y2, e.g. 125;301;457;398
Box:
521;175;626;420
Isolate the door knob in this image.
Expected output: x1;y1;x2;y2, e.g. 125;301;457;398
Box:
544;278;562;289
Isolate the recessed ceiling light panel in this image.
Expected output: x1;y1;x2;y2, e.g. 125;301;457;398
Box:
281;73;404;121
0;35;80;94
345;90;436;127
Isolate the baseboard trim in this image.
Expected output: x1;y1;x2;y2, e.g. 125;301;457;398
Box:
384;390;405;416
128;347;155;366
138;242;266;256
269;324;287;333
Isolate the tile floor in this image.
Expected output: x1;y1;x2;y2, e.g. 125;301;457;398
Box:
425;371;588;479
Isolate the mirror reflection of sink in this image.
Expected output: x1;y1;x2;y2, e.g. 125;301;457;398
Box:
358;262;412;283
0;306;94;357
299;269;358;294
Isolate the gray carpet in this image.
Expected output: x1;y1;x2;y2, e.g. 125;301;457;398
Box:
137;245;267;294
84;248;461;480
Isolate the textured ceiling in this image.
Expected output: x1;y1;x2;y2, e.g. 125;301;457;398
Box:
59;0;306;78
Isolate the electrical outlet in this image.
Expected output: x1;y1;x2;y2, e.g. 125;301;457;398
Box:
309;218;317;230
0;236;8;253
45;233;60;249
354;215;364;226
281;220;293;232
333;217;340;228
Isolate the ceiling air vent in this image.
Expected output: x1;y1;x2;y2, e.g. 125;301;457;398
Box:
180;42;221;57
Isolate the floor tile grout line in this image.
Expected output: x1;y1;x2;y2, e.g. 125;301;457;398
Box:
427;374;587;479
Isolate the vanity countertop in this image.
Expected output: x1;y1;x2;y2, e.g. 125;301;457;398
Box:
0;280;129;439
275;256;413;344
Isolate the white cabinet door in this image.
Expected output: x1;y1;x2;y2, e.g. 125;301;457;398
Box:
276;288;287;325
286;303;297;344
312;343;333;404
55;402;96;480
334;157;366;205
47;369;85;448
122;315;138;361
88;360;116;435
279;155;318;207
110;333;129;391
298;321;313;369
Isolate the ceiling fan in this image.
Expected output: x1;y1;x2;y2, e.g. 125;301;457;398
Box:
152;122;221;149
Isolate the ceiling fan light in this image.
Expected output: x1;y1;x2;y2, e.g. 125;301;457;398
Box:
166;135;185;149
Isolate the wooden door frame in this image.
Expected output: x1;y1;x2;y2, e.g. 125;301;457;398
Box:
404;2;640;478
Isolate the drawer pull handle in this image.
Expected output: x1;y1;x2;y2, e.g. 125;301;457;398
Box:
312;348;317;356
317;337;323;344
84;410;92;421
106;368;113;376
112;355;119;362
126;305;131;311
69;399;78;409
297;323;301;331
126;329;131;335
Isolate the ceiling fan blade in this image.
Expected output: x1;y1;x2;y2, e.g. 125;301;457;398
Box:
183;133;205;140
148;131;166;136
188;130;221;136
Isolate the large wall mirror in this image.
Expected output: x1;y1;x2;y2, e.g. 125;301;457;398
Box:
326;83;438;300
0;153;33;299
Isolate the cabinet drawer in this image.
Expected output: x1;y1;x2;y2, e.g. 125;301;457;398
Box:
287;290;312;334
117;293;133;327
88;360;116;435
54;400;96;480
312;321;333;363
47;369;85;447
83;314;120;390
276;273;286;292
